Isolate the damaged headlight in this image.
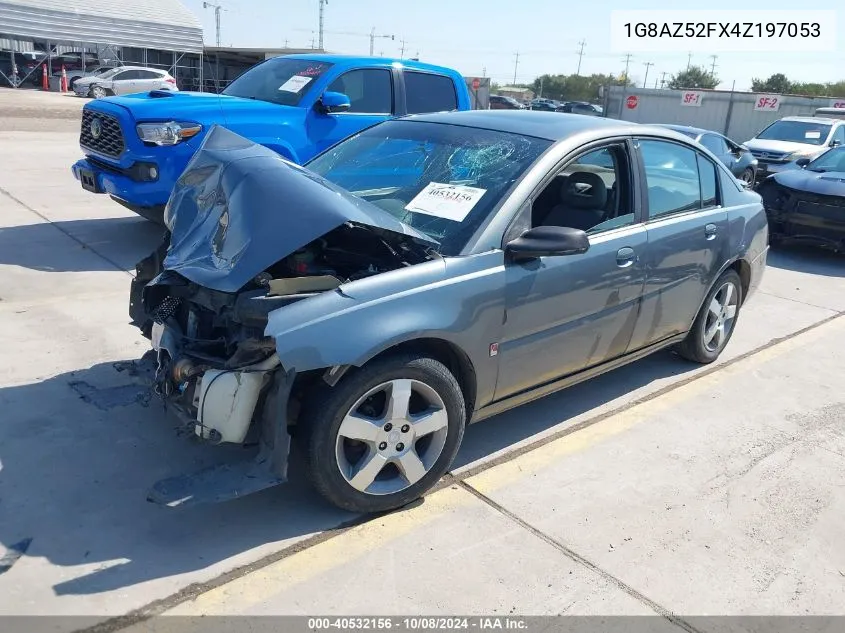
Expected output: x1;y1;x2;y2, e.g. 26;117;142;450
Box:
136;121;202;146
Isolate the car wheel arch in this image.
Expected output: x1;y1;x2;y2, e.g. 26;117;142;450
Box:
263;142;299;163
318;337;478;423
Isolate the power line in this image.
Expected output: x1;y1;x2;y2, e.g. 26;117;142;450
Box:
576;39;586;76
513;51;520;85
642;61;654;88
622;53;632;80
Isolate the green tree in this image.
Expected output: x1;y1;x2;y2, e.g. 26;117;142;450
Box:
530;73;630;102
750;73;791;94
667;65;718;90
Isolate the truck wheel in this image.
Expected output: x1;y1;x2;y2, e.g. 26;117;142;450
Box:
300;354;466;513
677;270;742;364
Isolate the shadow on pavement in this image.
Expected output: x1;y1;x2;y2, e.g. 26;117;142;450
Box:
767;243;845;278
0;347;697;598
0;217;163;273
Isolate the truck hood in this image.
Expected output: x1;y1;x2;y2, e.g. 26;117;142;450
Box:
101;90;295;122
162;125;438;293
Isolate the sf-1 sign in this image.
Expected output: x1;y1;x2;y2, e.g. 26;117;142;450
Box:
754;95;780;112
680;91;703;107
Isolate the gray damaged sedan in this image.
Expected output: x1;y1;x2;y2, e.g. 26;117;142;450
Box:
129;111;769;513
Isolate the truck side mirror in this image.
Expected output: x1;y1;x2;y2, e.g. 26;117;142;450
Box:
319;91;351;114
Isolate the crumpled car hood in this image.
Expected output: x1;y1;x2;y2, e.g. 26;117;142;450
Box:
162;125;438;293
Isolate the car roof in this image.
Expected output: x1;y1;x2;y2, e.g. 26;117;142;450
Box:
405;110;636;141
780;116;840;124
279;54;460;76
657;123;711;136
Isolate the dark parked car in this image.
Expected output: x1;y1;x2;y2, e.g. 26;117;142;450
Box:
489;94;524;110
530;98;562;112
560;101;602;116
127;111;768;513
0;50;42;85
657;124;758;185
757;145;845;249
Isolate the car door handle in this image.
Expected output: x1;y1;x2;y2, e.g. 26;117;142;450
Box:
616;247;637;268
705;224;718;241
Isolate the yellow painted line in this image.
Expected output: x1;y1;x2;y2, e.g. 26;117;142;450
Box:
146;485;478;618
467;314;845;495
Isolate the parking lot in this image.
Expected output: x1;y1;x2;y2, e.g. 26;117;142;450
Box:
1;89;845;628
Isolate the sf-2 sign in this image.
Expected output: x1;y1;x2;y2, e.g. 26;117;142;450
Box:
754;95;780;112
680;91;703;107
830;99;845;109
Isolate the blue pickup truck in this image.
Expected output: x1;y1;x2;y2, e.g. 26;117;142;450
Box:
71;54;473;222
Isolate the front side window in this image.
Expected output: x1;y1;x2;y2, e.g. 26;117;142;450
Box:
328;68;393;114
404;71;458;114
533;144;634;234
306;120;552;255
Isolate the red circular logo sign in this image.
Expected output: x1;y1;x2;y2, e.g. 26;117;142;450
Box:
472;78;480;90
626;95;638;109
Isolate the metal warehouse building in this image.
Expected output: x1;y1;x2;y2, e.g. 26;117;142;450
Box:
0;0;204;87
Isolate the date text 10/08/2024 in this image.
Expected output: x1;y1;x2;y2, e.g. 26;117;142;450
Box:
307;617;528;630
622;22;821;39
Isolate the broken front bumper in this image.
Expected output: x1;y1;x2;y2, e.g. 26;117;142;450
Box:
131;345;295;508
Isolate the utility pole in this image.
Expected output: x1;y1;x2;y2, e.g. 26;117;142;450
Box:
622;53;632;83
399;39;407;58
709;54;718;77
686;52;692;71
659;71;667;88
576;39;586;75
539;75;544;98
368;27;394;56
513;51;520;85
202;1;222;47
642;61;654;88
284;38;289;48
318;0;327;50
482;66;486;78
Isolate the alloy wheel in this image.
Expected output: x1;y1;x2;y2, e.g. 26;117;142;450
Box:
91;85;106;99
334;378;449;496
740;168;754;185
702;282;739;352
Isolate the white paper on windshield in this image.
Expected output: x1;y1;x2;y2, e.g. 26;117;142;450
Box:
805;130;822;139
405;182;487;222
278;75;312;93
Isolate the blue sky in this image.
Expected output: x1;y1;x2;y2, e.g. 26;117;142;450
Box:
181;0;844;91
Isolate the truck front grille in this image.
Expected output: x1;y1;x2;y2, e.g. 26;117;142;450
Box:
80;109;125;158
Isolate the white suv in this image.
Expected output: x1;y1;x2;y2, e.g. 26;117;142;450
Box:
73;66;178;99
744;116;845;182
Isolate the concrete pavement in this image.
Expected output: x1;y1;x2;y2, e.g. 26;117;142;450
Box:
1;89;844;627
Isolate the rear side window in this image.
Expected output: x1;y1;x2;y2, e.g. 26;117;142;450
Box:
404;71;458;114
136;70;161;79
697;154;719;208
114;70;139;80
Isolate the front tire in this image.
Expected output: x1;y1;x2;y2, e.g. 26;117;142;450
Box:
90;85;107;99
300;354;466;513
740;167;755;186
677;270;742;364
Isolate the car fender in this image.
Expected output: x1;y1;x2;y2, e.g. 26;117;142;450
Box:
264;253;506;404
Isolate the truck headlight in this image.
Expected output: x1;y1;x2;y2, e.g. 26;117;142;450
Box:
136;121;202;146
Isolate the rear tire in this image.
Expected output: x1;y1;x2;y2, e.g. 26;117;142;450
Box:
299;354;466;513
677;270;743;364
740;167;755;186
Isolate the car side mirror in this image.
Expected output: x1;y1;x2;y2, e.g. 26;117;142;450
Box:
318;91;351;114
795;157;811;168
505;226;590;261
830;139;842;147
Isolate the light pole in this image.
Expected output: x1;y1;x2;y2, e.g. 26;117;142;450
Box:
369;28;394;56
318;0;327;50
202;1;222;47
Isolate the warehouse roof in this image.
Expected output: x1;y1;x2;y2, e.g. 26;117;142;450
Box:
0;0;203;53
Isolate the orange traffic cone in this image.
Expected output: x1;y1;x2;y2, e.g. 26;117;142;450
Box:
60;66;68;92
41;63;48;91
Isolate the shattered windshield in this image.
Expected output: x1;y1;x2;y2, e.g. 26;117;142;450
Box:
306;120;552;255
222;58;333;106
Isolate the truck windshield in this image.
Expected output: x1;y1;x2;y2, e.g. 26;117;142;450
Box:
222;58;333;106
757;120;832;146
306;120;552;255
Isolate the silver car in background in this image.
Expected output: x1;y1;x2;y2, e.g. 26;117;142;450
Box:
73;66;178;98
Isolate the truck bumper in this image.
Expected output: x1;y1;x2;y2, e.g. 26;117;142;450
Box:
72;157;170;221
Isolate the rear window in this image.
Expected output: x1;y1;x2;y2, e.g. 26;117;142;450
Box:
404;71;458;114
